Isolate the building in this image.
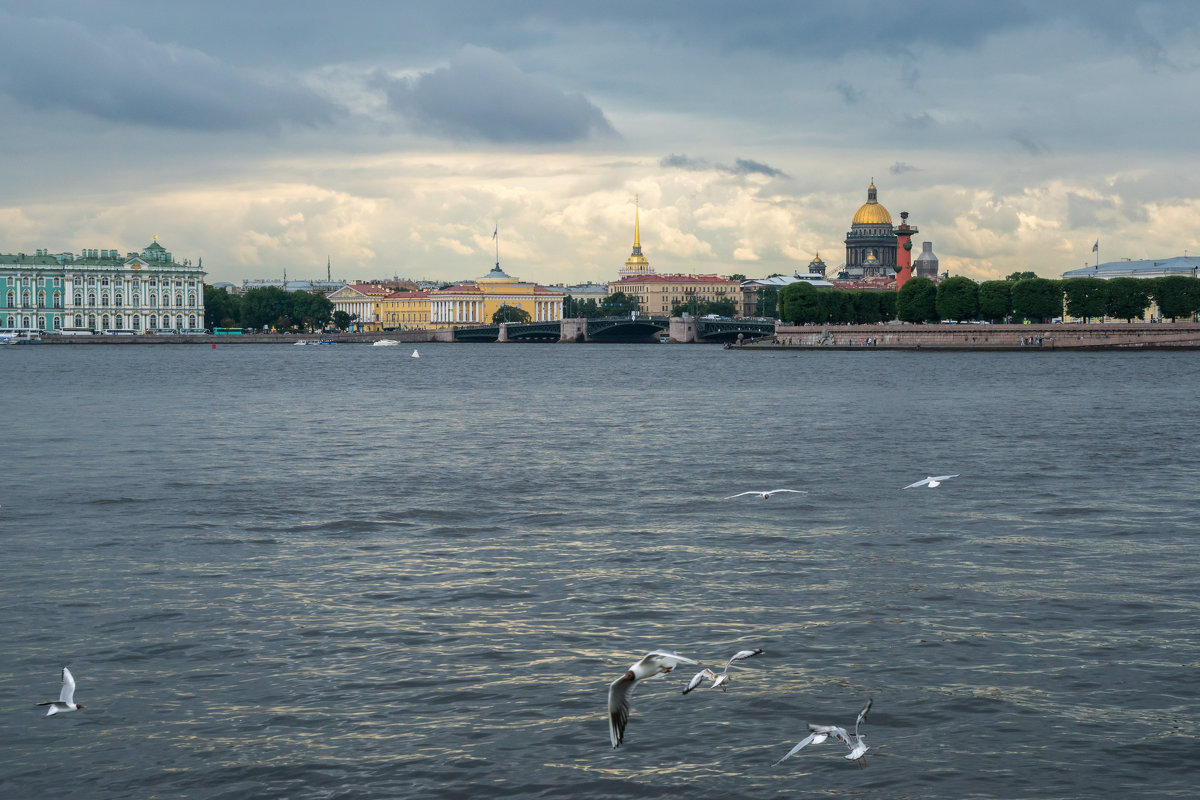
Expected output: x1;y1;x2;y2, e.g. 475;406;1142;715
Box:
326;283;393;330
377;290;431;330
619;196;655;279
914;241;940;281
428;264;563;326
1;238;204;332
1062;256;1200;281
609;273;741;316
241;278;346;294
843;181;897;278
551;281;609;316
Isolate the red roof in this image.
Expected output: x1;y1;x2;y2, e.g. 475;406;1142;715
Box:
610;273;739;285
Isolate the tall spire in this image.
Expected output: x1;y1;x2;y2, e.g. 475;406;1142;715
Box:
634;193;641;249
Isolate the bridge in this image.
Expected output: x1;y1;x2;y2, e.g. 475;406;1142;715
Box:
449;316;775;343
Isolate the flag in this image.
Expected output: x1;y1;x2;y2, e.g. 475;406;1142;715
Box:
1092;240;1099;253
493;226;498;240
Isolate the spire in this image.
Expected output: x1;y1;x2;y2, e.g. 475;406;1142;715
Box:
634;194;641;249
867;180;878;204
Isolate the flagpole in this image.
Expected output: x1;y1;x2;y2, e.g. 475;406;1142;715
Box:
494;224;499;268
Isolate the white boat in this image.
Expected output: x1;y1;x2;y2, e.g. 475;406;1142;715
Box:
373;339;400;347
411;349;420;358
1;331;41;345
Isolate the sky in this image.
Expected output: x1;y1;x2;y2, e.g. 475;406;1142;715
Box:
2;1;1198;286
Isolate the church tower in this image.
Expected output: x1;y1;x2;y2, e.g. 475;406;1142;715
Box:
619;195;654;278
843;181;898;278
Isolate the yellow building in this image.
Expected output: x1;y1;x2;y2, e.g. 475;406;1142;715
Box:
428;265;563;325
609;273;741;316
376;290;431;330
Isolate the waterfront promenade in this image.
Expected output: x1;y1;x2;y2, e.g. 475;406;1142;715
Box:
756;321;1200;350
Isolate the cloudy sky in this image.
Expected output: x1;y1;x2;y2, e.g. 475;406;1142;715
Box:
2;1;1198;285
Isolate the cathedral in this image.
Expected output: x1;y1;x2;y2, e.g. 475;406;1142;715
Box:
843;182;898;278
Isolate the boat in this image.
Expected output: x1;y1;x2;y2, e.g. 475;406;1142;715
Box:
411;349;420;358
373;339;400;347
1;331;42;345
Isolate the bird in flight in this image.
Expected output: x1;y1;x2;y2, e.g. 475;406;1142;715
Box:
724;489;807;500
607;650;697;748
776;697;873;767
902;474;959;489
683;648;765;694
38;667;84;716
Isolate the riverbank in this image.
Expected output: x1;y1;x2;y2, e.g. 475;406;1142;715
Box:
36;330;440;345
752;321;1200;350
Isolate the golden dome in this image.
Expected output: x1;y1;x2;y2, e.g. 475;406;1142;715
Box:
851;182;892;226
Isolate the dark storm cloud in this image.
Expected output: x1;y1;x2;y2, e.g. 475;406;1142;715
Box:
374;46;616;143
660;154;788;178
0;13;337;131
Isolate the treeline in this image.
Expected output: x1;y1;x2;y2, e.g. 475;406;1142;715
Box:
778;276;1200;325
204;286;336;331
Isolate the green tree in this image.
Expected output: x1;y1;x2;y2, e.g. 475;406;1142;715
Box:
203;285;241;329
332;310;354;331
1063;277;1108;322
1011;278;1063;322
777;281;820;324
753;286;778;318
290;290;334;331
1104;277;1152;322
727;273;747;281
935;276;980;321
897;277;938;323
850;290;882;324
1006;271;1038;281
977;280;1012;322
239;286;293;330
600;291;641;317
492;304;532;323
1152;276;1200;321
877;290;897;322
818;290;854;324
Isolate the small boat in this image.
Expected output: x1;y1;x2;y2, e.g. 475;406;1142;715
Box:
411;349;420;358
373;339;400;347
1;331;42;345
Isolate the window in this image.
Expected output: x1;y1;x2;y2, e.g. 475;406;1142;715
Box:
150;293;157;306
74;293;82;306
74;314;83;328
53;292;61;308
102;293;109;306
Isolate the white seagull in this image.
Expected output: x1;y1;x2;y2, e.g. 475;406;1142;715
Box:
608;650;697;748
724;489;807;500
683;647;764;694
776;698;873;767
902;474;959;489
38;667;84;716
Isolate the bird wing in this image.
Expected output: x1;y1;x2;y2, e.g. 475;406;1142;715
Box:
723;491;759;499
931;474;959;482
640;650;698;669
810;724;852;747
901;478;932;489
59;668;76;705
765;489;807;496
724;648;764;671
855;697;873;736
774;732;818;765
608;674;635;748
682;669;714;694
844;737;869;759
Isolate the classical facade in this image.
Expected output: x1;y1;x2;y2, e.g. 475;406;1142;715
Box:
609;273;740;316
1;239;204;332
1062;256;1200;280
377;290;431;330
843;182;897;278
428;265;563;325
326;283;392;330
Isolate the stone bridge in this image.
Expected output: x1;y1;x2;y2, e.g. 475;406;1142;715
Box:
449;316;776;343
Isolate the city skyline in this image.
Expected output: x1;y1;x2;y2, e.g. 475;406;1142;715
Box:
2;1;1198;286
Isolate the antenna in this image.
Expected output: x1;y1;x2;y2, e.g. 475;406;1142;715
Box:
327;256;331;282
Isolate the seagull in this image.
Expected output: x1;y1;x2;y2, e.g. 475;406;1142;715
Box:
776;698;873;767
902;474;959;489
38;667;84;716
683;647;764;694
724;489;807;500
608;650;698;748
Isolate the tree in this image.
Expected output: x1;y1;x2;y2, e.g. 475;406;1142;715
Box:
850;290;882;324
753;286;778;318
239;286;293;330
1011;278;1063;322
977;280;1012;322
727;273;747;281
935;276;980;321
290;290;334;331
877;291;897;322
777;281;820;324
492;304;531;323
332;310;354;331
1152;276;1200;321
1105;277;1152;322
1006;271;1038;282
204;285;241;329
600;291;641;317
1063;277;1108;322
897;277;937;323
818;290;854;324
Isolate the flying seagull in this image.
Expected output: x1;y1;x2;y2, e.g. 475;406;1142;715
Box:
902;474;959;489
38;667;84;716
683;647;764;694
608;650;698;748
724;489;807;500
776;698;873;767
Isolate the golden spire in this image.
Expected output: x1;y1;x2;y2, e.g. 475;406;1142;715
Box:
634;194;640;248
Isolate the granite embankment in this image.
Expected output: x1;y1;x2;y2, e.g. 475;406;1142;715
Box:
757;322;1200;350
39;330;447;345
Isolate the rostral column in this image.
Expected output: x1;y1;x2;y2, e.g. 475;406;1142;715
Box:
893;211;917;290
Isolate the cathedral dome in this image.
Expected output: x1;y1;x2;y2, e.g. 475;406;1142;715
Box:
851;182;892;226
